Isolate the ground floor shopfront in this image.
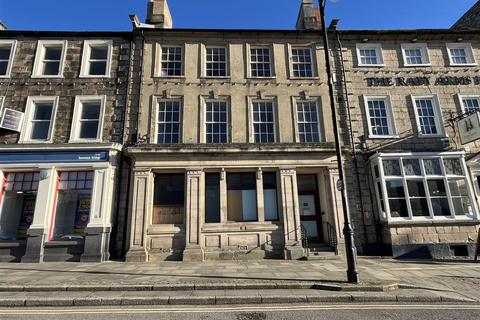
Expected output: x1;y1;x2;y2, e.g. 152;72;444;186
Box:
366;151;480;259
125;145;345;262
0;145;121;262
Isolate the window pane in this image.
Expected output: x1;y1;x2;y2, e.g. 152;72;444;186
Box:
90;46;108;60
403;159;421;175
428;179;447;197
452;197;471;216
0;62;7;75
263;172;278;221
227;173;257;222
410;198;429;217
205;173;221;223
81;102;101;120
0;47;11;60
386;180;405;198
43;61;60;75
407;180;426;197
44;47;62;60
152;173;185;224
431;198;451;216
30;122;50;140
443;159;463;175
383;159;401;176
89;61;107;75
33;103;53;120
388;199;408;218
424;159;442;175
79;121;99;139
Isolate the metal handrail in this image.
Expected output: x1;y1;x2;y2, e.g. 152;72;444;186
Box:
300;224;309;251
325;222;338;254
475;229;479;262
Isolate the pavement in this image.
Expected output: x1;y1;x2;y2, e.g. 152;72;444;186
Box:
0;258;478;307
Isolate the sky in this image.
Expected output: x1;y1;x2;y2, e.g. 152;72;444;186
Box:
0;0;477;31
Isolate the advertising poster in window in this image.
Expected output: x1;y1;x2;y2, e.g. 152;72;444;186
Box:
74;196;91;235
17;195;36;238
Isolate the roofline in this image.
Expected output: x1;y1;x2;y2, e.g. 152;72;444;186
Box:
0;27;479;37
0;30;132;37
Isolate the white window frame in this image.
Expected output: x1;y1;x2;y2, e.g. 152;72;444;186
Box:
80;40;113;78
19;96;58;143
246;44;275;78
288;44;317;79
69;95;106;143
0;40;17;78
446;43;476;66
363;95;397;139
293;98;323;143
204;99;230;144
401;43;430;67
458;94;480;114
32;40;68;78
154;43;185;78
356;43;384;67
370;152;478;223
411;95;445;137
154;97;183;144
202;45;230;78
251;99;277;143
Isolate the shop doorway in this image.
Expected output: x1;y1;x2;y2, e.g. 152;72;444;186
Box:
297;174;323;244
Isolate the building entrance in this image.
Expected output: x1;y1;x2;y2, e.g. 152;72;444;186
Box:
297;174;323;244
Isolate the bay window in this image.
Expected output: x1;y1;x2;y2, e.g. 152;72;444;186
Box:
372;154;477;221
227;173;257;222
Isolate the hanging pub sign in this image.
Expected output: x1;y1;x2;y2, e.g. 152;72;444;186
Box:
365;75;480;87
458;112;480;145
0;108;24;132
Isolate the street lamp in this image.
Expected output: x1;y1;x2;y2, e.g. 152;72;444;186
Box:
318;0;360;283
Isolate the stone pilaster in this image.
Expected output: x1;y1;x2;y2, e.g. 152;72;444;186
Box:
279;168;304;260
183;169;204;261
256;168;265;222
125;169;151;262
326;168;344;254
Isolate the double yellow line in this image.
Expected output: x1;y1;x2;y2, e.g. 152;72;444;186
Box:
1;304;480;315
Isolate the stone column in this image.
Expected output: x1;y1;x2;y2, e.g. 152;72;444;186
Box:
22;168;56;263
81;169;111;262
326;168;344;254
219;168;227;223
256;168;265;222
183;169;204;261
279;168;304;260
125;169;152;262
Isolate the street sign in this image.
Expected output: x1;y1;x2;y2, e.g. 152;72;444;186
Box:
458;112;480;145
0;108;24;132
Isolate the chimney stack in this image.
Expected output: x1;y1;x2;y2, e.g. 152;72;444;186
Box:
146;0;173;29
295;0;321;30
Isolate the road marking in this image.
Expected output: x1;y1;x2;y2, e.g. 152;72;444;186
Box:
1;304;480;315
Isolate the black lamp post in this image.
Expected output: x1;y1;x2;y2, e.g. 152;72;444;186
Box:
318;0;360;284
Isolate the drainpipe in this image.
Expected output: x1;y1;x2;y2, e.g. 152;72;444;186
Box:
332;28;373;252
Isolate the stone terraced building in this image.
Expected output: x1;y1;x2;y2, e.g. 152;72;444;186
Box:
0;30;132;262
0;0;479;263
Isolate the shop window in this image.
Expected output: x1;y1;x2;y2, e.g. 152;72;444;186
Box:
51;171;94;240
153;173;185;224
0;172;39;240
372;155;476;221
263;172;278;221
205;173;220;223
227;173;257;222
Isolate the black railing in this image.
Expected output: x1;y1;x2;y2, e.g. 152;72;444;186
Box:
326;222;338;254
